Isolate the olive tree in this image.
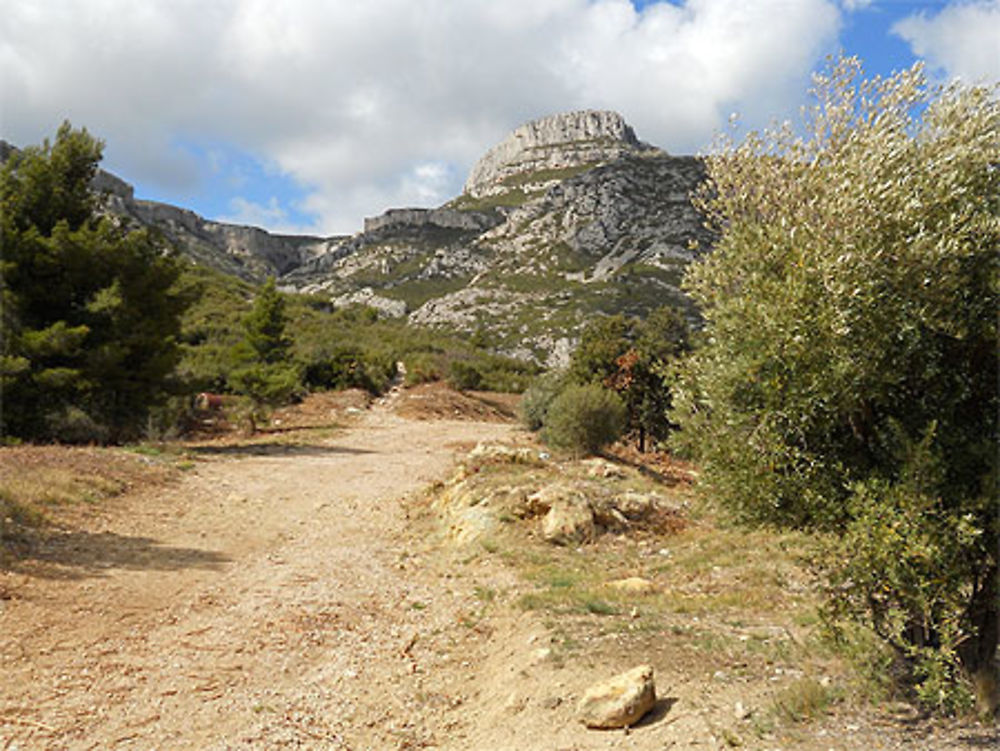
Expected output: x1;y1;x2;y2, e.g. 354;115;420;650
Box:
671;58;998;714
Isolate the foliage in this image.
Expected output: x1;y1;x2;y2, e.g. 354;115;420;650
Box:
541;383;625;456
228;277;302;431
447;359;483;391
241;277;291;364
0;122;187;442
671;58;999;713
301;344;395;395
174;264;255;392
520;370;570;431
567;307;689;450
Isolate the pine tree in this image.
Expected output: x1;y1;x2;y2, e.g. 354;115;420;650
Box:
1;123;186;442
228;277;300;432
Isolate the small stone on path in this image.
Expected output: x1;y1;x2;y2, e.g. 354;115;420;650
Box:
577;664;657;729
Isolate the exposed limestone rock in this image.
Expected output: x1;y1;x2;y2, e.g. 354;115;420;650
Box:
613;491;669;521
464;110;656;198
3;110;714;363
542;496;596;546
467;442;540;464
330;287;407;318
101;186;337;281
584;458;628;479
363;207;501;234
577;664;657;729
520;484;574;518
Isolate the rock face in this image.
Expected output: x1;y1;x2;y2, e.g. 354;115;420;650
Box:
577;664;657;729
362;207;501;235
0;140;335;283
542;495;596;546
101;191;338;281
464;110;655;197
285;112;710;364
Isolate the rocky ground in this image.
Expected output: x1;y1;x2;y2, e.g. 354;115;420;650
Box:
1;389;996;750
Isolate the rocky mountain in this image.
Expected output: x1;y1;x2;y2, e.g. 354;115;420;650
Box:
284;110;711;364
3;111;710;364
94;172;339;281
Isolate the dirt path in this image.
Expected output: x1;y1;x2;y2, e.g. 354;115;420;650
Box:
1;408;517;749
4;402;997;751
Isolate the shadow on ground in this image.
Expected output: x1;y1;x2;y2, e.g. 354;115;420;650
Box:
187;441;373;458
634;697;679;729
5;528;230;580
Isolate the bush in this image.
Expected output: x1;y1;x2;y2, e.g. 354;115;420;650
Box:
301;347;395;395
541;383;625;456
671;58;999;713
447;359;483;391
404;352;446;386
520;370;568;431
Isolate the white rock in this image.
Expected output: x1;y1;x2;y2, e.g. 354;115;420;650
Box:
542;498;596;545
577;664;657;729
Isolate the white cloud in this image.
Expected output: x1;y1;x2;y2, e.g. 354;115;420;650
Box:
221;196;290;230
1;0;842;234
892;1;1000;84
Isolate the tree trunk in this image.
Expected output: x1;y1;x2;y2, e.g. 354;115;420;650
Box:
961;564;999;718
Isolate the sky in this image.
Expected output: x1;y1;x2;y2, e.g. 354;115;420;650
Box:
1;1;998;237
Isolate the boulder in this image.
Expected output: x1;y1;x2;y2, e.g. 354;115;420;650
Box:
542;497;595;545
519;483;576;518
613;491;662;521
578;664;657;729
468;442;538;464
585;458;627;479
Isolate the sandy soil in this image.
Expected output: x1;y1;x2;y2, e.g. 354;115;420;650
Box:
1;398;996;750
0;405;520;750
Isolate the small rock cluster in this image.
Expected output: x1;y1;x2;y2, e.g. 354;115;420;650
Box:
526;483;682;546
433;442;685;546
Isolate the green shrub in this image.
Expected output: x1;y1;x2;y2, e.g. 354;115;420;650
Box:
447;359;483;391
404;352;446;386
541;383;625;456
520;370;568;431
301;347;395;395
672;58;999;713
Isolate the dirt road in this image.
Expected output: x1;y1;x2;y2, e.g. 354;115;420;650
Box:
1;408;517;749
4;399;997;751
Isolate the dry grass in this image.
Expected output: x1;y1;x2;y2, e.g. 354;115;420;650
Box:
392;383;518;422
431;443;863;744
0;445;177;555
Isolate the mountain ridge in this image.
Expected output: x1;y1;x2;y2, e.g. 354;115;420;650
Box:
2;111;711;364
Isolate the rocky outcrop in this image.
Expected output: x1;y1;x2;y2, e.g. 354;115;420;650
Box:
363;207;501;234
4;110;711;363
0;140;334;282
329;287;407;318
464;110;656;197
103;193;337;280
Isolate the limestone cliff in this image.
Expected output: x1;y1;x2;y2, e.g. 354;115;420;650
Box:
464;110;656;198
2;111;711;364
285;112;710;364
